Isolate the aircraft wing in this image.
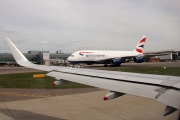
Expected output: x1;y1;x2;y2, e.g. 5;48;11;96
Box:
4;37;180;116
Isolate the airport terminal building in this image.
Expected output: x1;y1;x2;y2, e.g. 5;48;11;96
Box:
149;50;180;62
0;50;71;65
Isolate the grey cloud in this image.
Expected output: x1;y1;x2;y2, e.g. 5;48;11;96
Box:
38;41;52;45
81;45;93;49
2;39;27;44
0;26;17;33
0;30;16;33
52;43;71;46
69;39;80;42
0;0;179;53
38;40;70;46
2;41;6;44
13;39;28;44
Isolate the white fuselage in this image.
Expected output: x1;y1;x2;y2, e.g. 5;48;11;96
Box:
67;35;146;65
67;50;142;64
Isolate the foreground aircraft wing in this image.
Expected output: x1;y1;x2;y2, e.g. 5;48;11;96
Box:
4;37;180;116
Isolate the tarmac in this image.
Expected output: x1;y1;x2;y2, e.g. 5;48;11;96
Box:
0;91;179;120
0;62;180;120
0;88;101;102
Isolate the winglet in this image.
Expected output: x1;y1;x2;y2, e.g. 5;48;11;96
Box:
4;37;31;66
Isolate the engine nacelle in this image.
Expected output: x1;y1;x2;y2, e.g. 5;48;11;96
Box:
110;58;121;65
52;79;69;86
104;91;125;100
133;56;144;63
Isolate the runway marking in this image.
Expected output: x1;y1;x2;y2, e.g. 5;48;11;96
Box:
0;92;55;98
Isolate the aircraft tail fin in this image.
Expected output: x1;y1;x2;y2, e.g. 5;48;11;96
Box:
133;35;146;53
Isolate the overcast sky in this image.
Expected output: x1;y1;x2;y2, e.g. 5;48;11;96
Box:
0;0;179;53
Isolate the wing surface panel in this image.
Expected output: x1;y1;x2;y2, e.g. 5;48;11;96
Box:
52;68;180;89
55;68;180;82
172;83;180;89
157;89;180;109
47;71;160;99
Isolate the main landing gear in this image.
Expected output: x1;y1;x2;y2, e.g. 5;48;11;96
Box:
103;64;121;67
103;64;109;67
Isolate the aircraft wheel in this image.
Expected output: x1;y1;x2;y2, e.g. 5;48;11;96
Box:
104;64;109;67
117;64;121;67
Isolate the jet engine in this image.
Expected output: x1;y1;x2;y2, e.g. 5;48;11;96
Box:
110;58;121;66
104;91;125;100
52;79;69;86
133;56;144;63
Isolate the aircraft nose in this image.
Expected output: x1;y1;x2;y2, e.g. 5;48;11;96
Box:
67;57;70;61
67;56;71;61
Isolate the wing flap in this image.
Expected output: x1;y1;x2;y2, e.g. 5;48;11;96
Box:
157;89;180;109
172;83;180;89
47;71;160;99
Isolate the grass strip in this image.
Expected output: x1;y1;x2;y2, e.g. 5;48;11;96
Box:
97;67;180;76
0;72;92;88
0;67;179;88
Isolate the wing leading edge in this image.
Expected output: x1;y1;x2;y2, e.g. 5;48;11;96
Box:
4;37;180;116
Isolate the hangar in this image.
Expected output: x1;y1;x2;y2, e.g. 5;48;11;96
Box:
148;50;180;62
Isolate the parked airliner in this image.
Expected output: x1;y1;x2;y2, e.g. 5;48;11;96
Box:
67;35;146;66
